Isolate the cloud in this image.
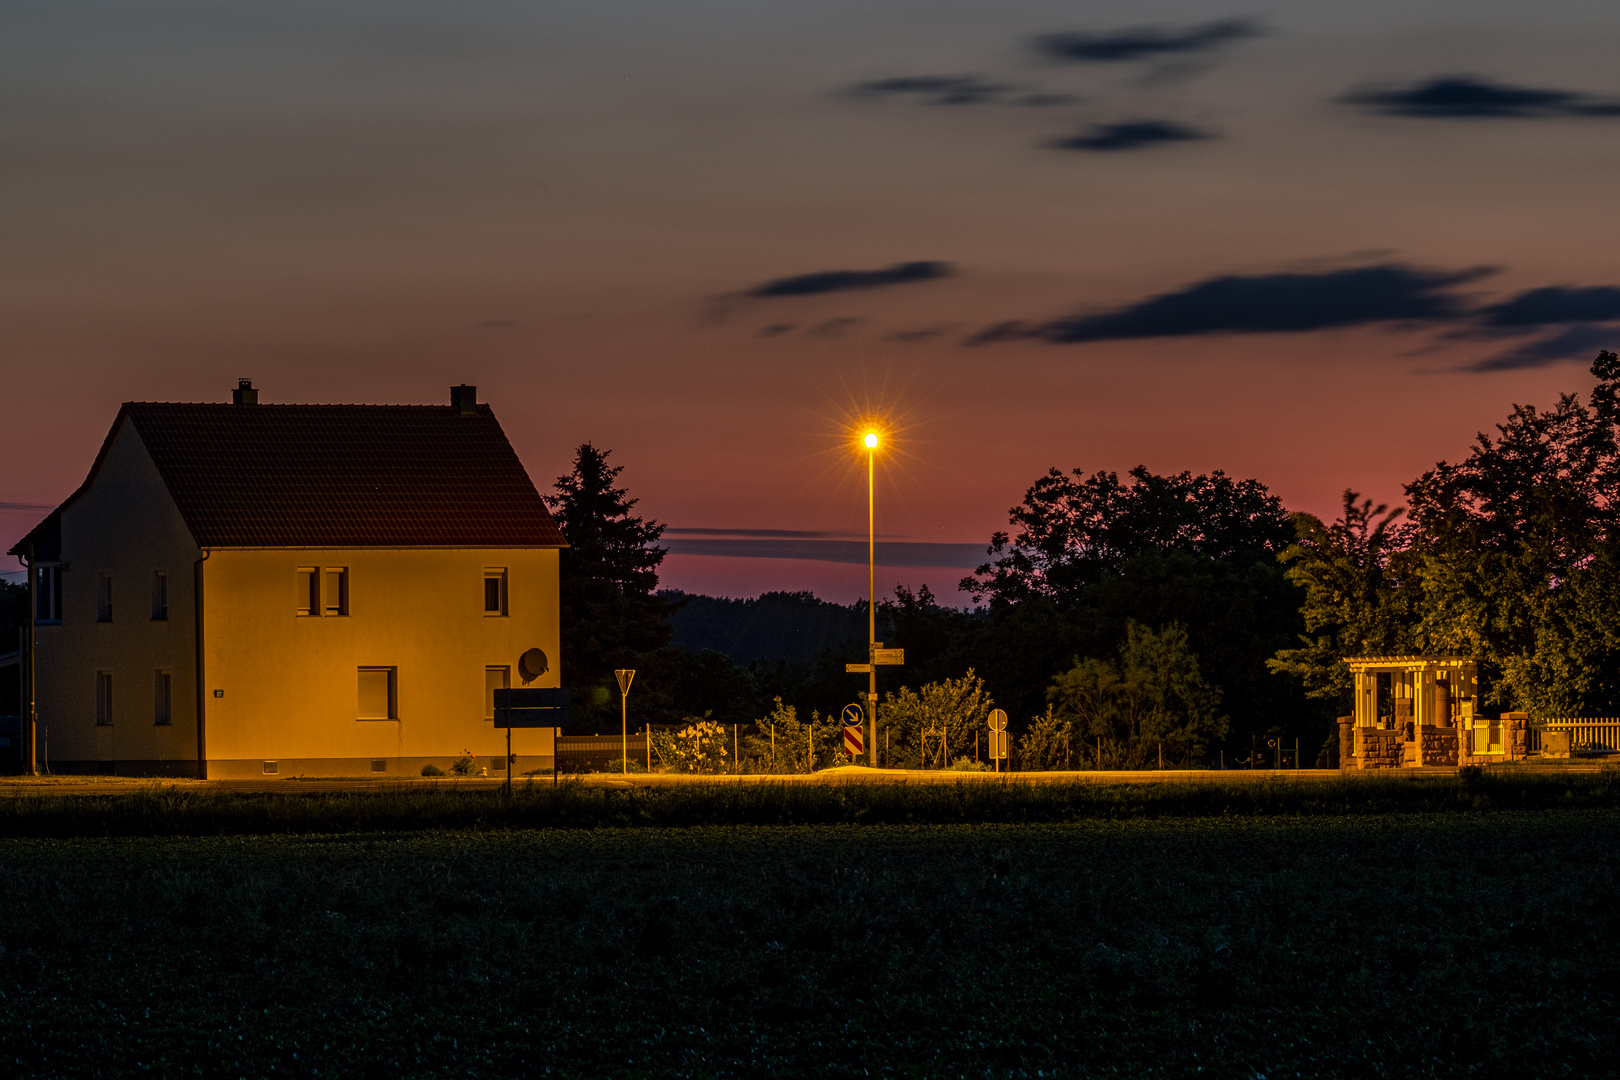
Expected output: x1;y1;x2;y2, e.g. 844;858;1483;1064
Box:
747;261;954;298
970;263;1491;344
1478;286;1620;326
1467;324;1620;371
847;75;1015;106
1035;19;1261;63
1049;120;1208;151
845;75;1075;108
1344;76;1620;118
0;502;51;512
806;317;864;338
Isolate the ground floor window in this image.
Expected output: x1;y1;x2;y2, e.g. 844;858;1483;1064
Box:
153;670;171;725
95;671;113;725
358;667;396;720
485;666;510;719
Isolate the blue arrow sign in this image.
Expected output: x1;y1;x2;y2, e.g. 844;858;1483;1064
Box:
841;702;864;726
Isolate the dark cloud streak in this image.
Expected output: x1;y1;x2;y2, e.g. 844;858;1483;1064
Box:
748;261;953;298
1049;120;1208;152
971;264;1491;344
1344;76;1620;118
1467;324;1619;371
1479;286;1620;326
1035;19;1261;63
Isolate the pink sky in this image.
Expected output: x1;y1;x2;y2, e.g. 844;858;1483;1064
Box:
5;1;1619;601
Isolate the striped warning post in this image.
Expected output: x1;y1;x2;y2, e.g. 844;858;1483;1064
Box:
844;725;865;757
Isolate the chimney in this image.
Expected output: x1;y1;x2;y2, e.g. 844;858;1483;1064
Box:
450;384;478;416
233;379;258;405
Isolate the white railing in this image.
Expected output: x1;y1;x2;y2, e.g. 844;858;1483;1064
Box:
1539;719;1620;752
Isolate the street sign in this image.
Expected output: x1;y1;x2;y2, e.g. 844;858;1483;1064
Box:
845;663;873;674
873;648;905;665
615;669;635;695
990;730;1008;759
988;708;1008;732
493;688;571;728
844;725;865;756
841;703;864;726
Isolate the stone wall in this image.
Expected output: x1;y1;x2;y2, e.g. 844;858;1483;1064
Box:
1420;725;1458;767
1339;717;1354;769
1355;727;1403;769
1505;713;1529;760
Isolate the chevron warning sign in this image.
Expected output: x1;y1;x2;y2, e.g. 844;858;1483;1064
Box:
844;725;865;757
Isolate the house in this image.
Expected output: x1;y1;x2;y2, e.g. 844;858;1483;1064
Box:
9;381;567;779
1338;655;1529;768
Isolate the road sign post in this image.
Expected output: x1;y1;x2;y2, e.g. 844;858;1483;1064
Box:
988;708;1008;773
842;703;865;761
616;669;635;775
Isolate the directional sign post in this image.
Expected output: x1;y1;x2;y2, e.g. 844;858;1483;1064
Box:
494;688;572;792
615;669;635;776
988;708;1009;774
842;703;865;760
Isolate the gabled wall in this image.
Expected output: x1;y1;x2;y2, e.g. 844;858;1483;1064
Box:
33;416;202;773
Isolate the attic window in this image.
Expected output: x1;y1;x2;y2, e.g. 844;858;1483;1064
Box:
296;568;317;616
484;569;507;616
325;568;349;616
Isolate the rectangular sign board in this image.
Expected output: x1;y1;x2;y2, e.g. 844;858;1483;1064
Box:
873;649;905;665
493;687;571;729
845;663;873;674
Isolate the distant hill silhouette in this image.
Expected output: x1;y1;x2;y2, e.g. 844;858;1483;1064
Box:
662;590;865;665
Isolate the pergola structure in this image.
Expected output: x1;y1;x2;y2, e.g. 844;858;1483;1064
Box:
1343;656;1483;768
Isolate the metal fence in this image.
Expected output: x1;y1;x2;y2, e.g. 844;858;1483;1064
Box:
557;734;649;773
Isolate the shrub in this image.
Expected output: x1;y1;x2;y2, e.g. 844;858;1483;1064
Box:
420;764;445;777
450;753;477;777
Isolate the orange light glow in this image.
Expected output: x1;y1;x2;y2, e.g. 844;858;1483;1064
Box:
864;432;879;449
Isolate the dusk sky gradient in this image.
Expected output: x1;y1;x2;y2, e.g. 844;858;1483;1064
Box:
5;1;1620;601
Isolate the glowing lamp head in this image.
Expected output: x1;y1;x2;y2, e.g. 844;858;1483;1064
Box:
863;432;879;449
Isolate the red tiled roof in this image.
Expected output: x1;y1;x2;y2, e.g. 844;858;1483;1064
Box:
107;403;566;548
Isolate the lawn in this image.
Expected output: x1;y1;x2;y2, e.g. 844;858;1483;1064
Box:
1;804;1617;1077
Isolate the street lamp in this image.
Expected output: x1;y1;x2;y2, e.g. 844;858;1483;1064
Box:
864;430;878;766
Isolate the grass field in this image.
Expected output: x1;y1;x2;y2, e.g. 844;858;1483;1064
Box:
1;790;1618;1077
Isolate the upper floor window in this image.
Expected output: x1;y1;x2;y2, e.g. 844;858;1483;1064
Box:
484;569;507;616
35;565;63;623
324;568;349;616
151;572;168;621
97;573;113;622
296;568;318;616
358;667;396;720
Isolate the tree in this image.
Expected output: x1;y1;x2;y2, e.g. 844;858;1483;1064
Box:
1049;621;1226;767
961;466;1292;607
544;444;675;730
879;672;994;769
1267;492;1420;703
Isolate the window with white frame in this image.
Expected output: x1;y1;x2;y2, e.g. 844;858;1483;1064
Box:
35;565;63;622
484;569;507;616
96;671;113;726
97;573;113;622
153;670;172;725
151;572;168;621
358;667;396;720
324;568;349;616
485;666;510;720
296;568;318;616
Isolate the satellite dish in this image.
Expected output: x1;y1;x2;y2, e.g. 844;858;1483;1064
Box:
519;648;549;683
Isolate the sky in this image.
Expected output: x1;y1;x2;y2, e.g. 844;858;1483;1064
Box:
4;1;1620;602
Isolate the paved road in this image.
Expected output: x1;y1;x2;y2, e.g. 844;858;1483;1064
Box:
0;761;1609;796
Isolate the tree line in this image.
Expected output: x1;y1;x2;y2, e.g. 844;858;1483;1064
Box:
536;351;1620;767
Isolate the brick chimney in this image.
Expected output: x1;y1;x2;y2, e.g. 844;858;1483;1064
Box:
233;379;258;405
450;384;478;416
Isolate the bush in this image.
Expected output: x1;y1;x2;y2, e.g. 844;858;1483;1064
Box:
420;764;445;777
450;752;477;777
946;756;990;772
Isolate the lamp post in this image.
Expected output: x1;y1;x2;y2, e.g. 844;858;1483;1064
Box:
864;430;878;767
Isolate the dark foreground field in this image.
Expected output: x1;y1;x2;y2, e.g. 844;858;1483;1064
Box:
2;793;1618;1077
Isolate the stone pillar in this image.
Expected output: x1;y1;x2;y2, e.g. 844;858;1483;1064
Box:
1338;716;1354;769
1503;712;1530;761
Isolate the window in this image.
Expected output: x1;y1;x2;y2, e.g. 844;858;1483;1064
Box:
296;568;318;616
485;666;510;720
484;569;507;615
97;573;113;622
151;572;168;621
35;565;63;622
324;568;349;616
153;670;172;725
358;667;396;720
96;671;113;726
